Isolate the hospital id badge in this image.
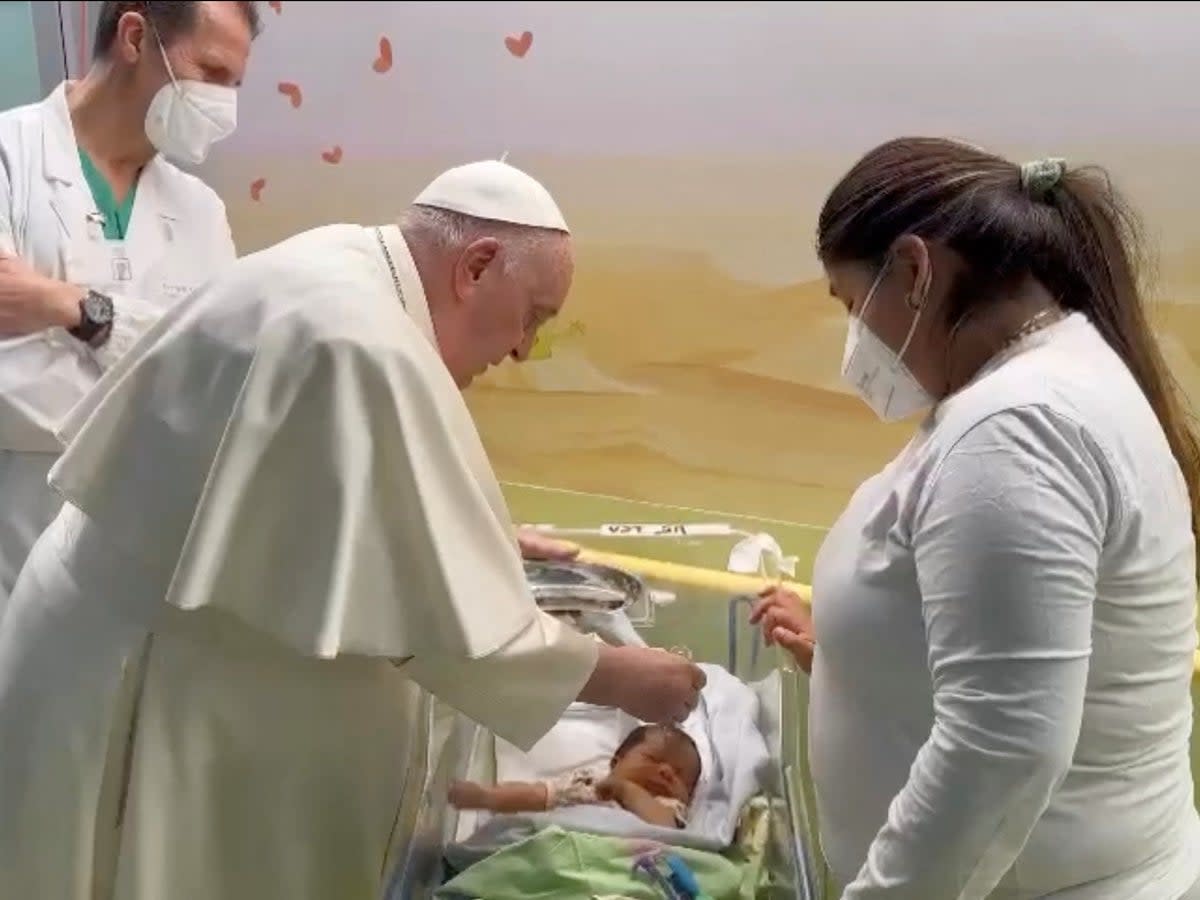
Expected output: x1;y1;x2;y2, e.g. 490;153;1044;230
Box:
109;242;133;283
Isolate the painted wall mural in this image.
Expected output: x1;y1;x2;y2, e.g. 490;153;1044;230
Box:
67;1;1200;576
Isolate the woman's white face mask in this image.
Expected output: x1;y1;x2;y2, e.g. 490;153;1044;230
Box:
143;31;237;166
840;259;936;423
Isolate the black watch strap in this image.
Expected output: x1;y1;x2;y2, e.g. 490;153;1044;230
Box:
68;290;115;348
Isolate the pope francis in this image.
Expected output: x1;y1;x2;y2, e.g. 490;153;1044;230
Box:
0;161;705;900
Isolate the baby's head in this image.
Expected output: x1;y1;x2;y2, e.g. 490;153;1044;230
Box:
610;724;702;805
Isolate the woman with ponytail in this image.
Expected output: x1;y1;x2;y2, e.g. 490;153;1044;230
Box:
753;138;1200;898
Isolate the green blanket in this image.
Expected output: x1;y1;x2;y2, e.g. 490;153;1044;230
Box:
436;799;773;900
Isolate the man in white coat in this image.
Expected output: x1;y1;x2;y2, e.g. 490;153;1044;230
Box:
0;159;707;900
0;1;259;612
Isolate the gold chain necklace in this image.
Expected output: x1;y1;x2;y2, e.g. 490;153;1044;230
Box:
999;306;1065;353
951;306;1067;394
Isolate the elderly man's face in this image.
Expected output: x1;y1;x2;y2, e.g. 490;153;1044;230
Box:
439;233;574;388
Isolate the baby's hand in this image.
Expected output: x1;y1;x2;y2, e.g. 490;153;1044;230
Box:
599;776;681;829
596;776;629;803
448;780;489;810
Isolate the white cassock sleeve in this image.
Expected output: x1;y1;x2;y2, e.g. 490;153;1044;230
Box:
155;324;599;749
401;613;600;752
841;407;1107;899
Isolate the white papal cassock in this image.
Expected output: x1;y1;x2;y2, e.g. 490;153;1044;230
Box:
0;223;600;900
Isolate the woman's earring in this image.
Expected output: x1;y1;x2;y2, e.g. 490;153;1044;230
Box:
906;265;934;311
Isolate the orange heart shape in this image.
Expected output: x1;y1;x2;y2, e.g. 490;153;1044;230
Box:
505;30;532;58
373;36;393;73
250;178;266;202
321;146;343;165
277;81;302;108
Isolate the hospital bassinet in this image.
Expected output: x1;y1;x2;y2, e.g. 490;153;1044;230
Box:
383;554;825;900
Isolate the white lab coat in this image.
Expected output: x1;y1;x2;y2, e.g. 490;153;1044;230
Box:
0;82;236;611
0;222;600;900
809;313;1200;899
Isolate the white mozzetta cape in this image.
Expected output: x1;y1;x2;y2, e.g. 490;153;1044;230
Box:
48;223;538;664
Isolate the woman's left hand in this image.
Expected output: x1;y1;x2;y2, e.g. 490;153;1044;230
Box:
516;526;580;561
749;586;815;673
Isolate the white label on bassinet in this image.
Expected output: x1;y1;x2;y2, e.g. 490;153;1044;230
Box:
598;522;734;537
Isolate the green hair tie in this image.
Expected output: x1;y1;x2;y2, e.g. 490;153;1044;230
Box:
1020;157;1067;199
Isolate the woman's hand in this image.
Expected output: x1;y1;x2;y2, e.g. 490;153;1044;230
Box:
750;586;815;673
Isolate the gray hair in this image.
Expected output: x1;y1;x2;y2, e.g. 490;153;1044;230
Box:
399;205;559;275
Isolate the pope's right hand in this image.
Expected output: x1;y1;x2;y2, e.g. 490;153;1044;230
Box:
588;645;706;724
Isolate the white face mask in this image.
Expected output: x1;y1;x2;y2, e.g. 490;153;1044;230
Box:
840;260;936;423
143;33;237;166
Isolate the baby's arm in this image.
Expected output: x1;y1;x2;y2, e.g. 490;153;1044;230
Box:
598;778;684;829
449;779;549;814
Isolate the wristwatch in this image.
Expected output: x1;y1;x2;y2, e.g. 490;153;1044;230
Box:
68;289;115;348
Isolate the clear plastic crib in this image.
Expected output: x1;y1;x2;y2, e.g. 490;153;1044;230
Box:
383;552;826;900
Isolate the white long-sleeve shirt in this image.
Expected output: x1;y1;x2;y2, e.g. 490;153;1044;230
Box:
810;312;1200;899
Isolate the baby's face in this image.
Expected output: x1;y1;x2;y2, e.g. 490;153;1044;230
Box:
611;732;701;804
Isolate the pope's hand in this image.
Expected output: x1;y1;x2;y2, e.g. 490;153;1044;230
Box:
0;252;82;337
592;645;706;724
749;586;815;674
516;526;580;561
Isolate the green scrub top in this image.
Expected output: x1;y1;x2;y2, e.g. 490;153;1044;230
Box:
78;149;138;240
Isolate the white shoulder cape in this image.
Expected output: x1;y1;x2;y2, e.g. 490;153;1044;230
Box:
48;224;534;661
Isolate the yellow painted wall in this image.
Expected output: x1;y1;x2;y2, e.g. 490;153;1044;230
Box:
182;3;1199;544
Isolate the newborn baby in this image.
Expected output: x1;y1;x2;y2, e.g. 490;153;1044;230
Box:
450;723;702;829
